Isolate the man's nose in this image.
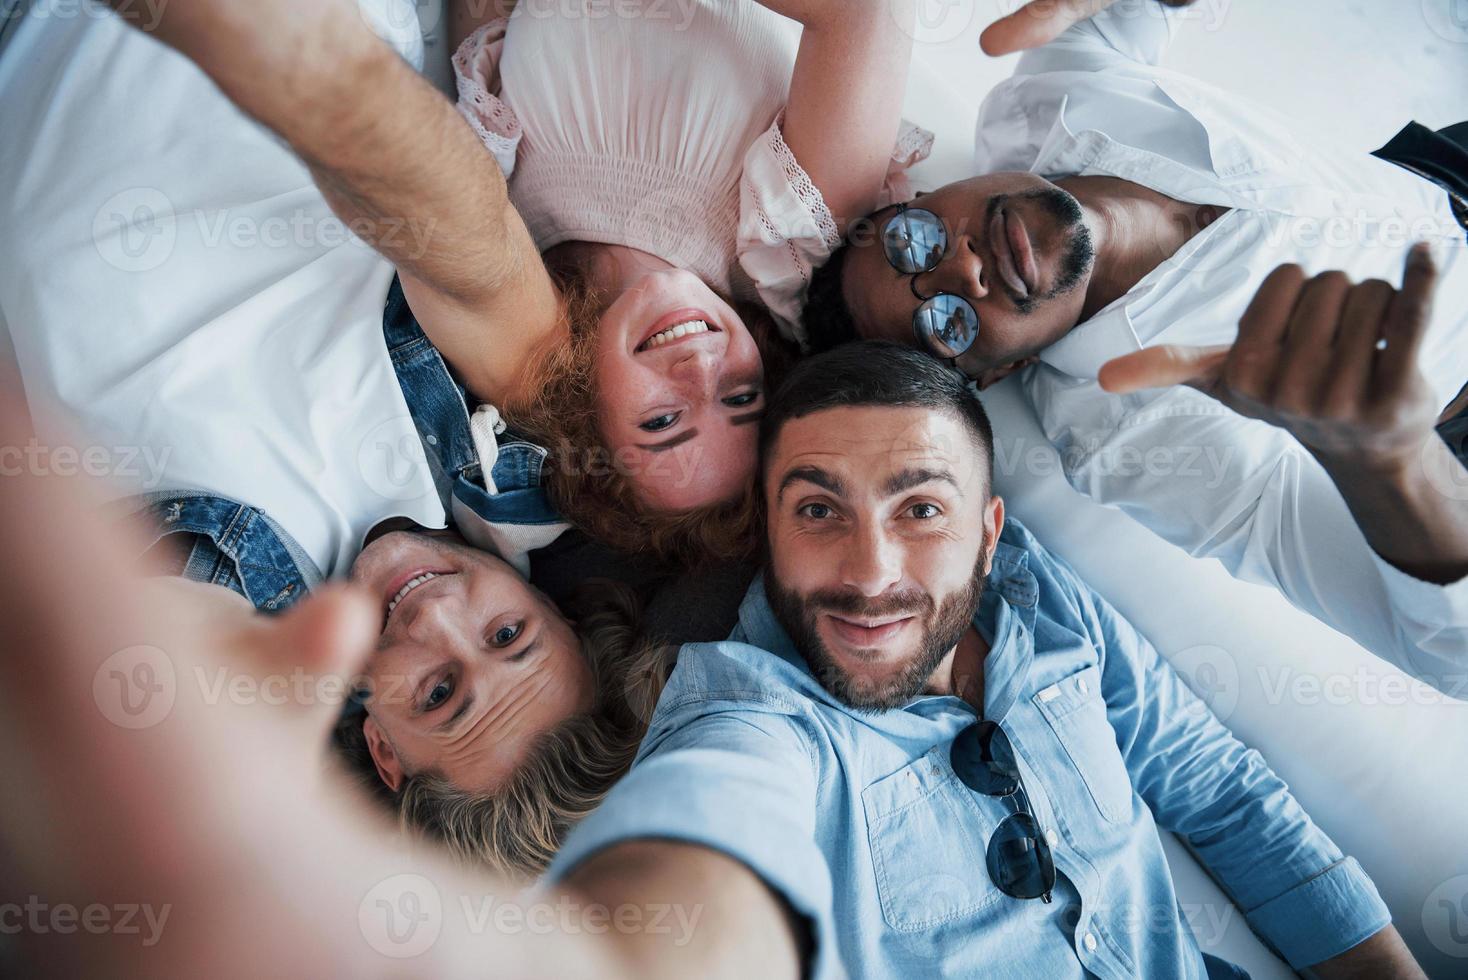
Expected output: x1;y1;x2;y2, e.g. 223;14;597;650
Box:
840;521;903;598
923;233;987;301
402;594;466;647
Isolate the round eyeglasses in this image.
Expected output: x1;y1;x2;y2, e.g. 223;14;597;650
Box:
950;719;1056;903
881;204;980;361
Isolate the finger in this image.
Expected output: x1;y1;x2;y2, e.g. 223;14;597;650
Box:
1323;278;1394;416
245;583;379;740
1376;243;1438;392
980;0;1113;56
1224;263;1306;402
0;383;206;890
1272;271;1352;412
1099;343;1231;395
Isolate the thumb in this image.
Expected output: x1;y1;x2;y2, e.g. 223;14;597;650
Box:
1099;343;1231;395
234;583;379;732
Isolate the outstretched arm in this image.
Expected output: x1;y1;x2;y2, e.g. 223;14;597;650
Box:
0;385;795;978
757;0;918;228
1062;554;1418;976
104;0;560;406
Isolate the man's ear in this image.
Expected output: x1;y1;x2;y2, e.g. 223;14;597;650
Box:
981;495;1006;577
973;356;1039;391
363;716;405;793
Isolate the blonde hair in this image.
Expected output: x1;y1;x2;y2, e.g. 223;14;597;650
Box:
333;580;661;880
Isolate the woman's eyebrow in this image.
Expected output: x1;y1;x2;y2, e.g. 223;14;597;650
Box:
639;429;700;452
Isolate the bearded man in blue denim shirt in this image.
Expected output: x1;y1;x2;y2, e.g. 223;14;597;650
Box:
544;342;1420;979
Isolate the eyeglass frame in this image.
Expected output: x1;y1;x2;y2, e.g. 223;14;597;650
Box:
877;203;982;364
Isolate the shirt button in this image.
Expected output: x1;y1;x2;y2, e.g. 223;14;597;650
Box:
426;434;439;446
1083;932;1098;953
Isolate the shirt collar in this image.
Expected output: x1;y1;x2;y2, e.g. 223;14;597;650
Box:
1035;304;1143;379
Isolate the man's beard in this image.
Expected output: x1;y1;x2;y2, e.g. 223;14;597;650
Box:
766;549;989;713
996;188;1094;316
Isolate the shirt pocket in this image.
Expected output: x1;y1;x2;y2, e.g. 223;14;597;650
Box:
1033;664;1135;825
861;745;999;933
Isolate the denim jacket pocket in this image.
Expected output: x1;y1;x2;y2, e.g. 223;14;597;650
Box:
861;745;999;933
1034;664;1136;824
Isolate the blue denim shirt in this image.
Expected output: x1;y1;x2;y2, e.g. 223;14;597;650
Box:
548;518;1389;979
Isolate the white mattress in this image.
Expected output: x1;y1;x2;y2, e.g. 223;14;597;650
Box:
887;6;1468;977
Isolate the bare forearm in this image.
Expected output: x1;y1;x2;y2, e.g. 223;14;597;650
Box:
765;0;917;226
566;841;804;980
103;0;520;299
1303;925;1424;979
1318;438;1468;585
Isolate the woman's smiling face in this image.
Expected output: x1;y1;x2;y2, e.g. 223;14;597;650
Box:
349;531;592;793
592;261;765;512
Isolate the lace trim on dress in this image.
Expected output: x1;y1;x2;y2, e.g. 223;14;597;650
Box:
452;21;522;152
767;115;842;249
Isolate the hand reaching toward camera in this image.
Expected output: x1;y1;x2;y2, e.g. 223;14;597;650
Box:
1099;245;1468;585
1100;246;1442;471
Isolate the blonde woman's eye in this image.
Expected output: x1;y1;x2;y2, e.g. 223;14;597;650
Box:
640;412;680;432
493;622;523;647
425;678;453;710
724;391;760;407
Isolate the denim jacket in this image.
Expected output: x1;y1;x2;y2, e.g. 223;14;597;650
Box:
127;276;567;611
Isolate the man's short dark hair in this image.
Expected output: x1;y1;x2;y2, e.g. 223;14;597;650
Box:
760;340;995;490
802;244;860;353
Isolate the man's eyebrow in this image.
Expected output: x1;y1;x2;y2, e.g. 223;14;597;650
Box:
883;466;961;497
778;465;846;500
436;691;476;735
638;428;700;452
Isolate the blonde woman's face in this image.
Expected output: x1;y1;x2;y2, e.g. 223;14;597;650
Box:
348;531;592;793
592;265;765;511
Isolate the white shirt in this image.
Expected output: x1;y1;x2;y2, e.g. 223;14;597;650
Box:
451;3;931;342
971;8;1468;688
0;0;446;577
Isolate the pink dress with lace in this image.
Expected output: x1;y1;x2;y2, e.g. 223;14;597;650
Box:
454;2;931;346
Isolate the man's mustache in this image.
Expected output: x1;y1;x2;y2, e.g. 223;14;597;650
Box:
803;588;934;620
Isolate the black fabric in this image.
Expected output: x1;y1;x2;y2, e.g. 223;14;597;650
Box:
528;528;754;646
1372;120;1468;235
